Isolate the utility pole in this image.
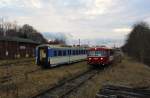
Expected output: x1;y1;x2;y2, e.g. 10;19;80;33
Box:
88;40;90;47
79;39;80;46
0;17;5;36
2;17;6;37
114;44;116;48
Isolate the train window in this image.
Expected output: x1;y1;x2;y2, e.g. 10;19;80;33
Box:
88;50;107;56
84;50;86;54
76;50;78;55
67;50;70;55
69;50;72;55
86;50;88;54
88;51;95;56
68;50;71;55
79;50;81;55
58;50;62;56
63;50;66;56
73;50;76;55
80;50;82;54
81;50;83;54
95;51;107;56
54;50;57;56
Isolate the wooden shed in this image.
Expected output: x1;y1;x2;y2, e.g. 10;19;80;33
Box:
0;37;41;59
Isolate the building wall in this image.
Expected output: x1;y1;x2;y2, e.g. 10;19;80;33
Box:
0;41;38;59
0;41;5;59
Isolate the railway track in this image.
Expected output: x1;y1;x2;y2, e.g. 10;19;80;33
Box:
31;69;98;98
96;84;150;98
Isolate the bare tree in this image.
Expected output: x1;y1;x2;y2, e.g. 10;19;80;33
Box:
122;22;150;64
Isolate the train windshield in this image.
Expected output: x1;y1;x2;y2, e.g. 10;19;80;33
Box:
88;50;107;56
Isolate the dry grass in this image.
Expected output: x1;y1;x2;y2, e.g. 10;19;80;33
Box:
0;58;34;65
0;61;90;98
0;59;37;77
68;56;150;98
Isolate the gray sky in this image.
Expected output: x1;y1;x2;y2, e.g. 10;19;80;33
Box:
0;0;150;46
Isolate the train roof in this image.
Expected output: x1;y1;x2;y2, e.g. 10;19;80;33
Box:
88;47;113;51
36;44;88;50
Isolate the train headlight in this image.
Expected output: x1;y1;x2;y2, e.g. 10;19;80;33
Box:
100;57;103;60
89;58;92;60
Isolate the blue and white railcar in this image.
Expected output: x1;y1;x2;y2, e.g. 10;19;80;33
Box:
35;44;87;68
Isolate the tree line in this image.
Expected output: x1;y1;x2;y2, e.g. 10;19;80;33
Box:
122;22;150;65
0;18;66;44
0;18;47;43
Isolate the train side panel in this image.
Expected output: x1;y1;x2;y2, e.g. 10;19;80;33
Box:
69;55;87;62
49;56;69;66
49;55;87;66
36;45;88;68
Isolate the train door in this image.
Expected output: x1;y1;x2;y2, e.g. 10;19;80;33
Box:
38;46;48;67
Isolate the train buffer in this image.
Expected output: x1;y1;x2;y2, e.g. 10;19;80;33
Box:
96;84;150;98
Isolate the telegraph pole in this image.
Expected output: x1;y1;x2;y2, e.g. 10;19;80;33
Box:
79;39;80;46
2;17;6;37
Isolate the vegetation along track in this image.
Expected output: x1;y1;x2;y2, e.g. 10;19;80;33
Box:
0;58;34;66
31;69;98;98
0;58;39;83
0;67;41;84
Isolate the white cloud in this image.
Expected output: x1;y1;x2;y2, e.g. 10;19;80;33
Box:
85;0;114;16
0;0;17;7
0;0;43;9
113;28;131;34
0;0;149;46
22;0;43;8
30;0;42;8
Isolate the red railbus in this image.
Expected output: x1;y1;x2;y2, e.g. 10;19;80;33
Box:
87;47;114;67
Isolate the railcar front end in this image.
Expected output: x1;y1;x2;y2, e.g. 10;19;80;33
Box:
87;47;114;67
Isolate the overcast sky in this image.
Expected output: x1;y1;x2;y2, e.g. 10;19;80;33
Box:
0;0;150;46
